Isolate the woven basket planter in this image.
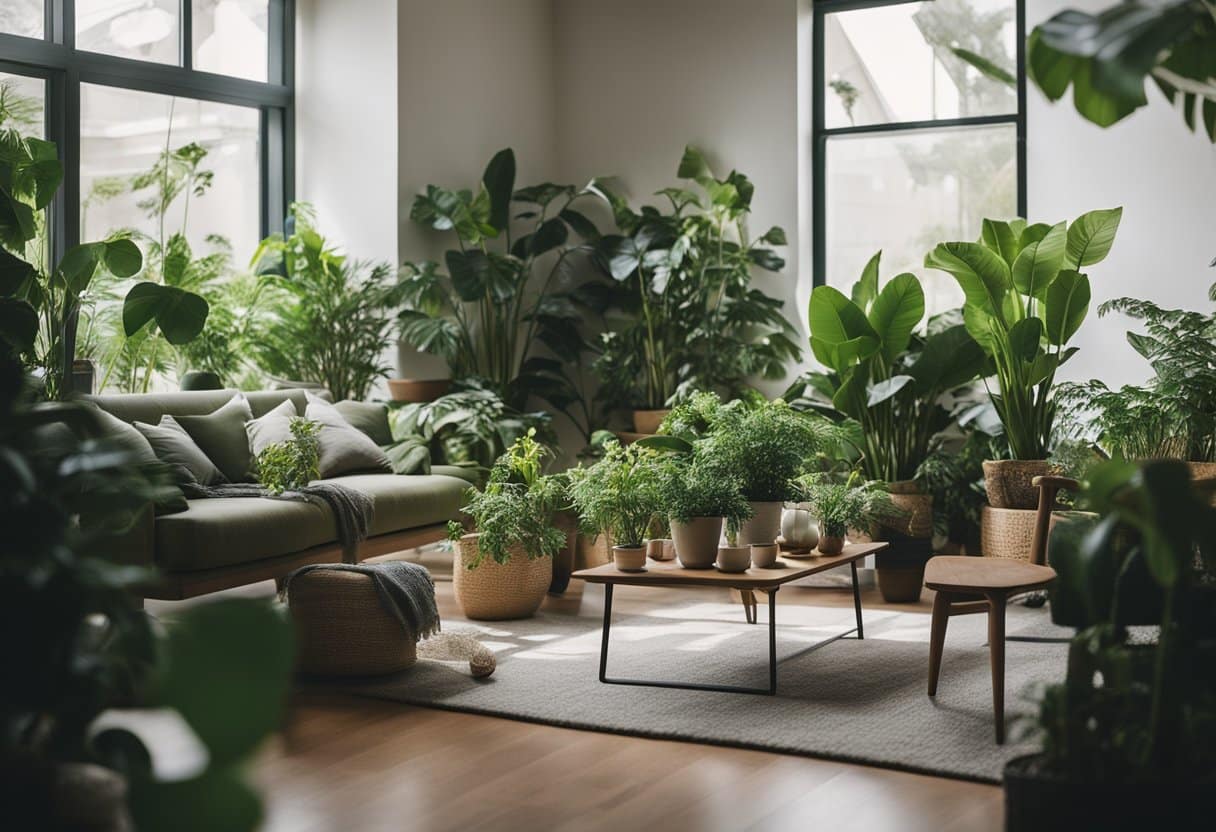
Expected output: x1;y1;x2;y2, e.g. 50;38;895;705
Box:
288;567;417;676
980;506;1038;561
885;482;934;539
983;460;1053;510
575;531;612;570
454;534;552;621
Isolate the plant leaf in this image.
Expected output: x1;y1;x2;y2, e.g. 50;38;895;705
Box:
1012;221;1066;300
1066;206;1122;269
482;148;515;233
1044;269;1091;346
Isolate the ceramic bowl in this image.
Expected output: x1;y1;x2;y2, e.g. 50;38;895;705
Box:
715;545;752;573
749;542;779;568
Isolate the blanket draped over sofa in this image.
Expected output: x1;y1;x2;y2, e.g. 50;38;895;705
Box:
180;481;374;550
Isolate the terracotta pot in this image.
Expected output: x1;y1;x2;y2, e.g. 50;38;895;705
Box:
716;545;752;573
388;378;451;403
817;527;845;555
646;538;675;561
884;481;934;539
671;517;722;568
780;503;819;549
983;459;1052;509
613;545;647;572
737;500;783;545
631;408;670;435
750;542;779;568
453;534;551;620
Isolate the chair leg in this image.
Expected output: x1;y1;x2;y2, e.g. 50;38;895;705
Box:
740;590;757;625
987;592;1008;744
928;590;952;696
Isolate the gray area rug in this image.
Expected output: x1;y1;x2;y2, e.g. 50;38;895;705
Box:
325;595;1070;783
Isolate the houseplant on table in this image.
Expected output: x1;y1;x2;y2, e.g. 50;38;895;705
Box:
660;454;752;569
924;209;1122;508
795;471;894;557
567;440;664;572
1004;459;1216;829
450;430;567;619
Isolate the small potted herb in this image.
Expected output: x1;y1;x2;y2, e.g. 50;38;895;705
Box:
662;457;752;569
567;440;663;572
796;472;893;555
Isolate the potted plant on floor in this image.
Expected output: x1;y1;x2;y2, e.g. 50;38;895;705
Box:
924;209;1122;509
1004;459;1216;829
795;471;894;557
660;454;752;569
450;430;566;619
567;440;663;573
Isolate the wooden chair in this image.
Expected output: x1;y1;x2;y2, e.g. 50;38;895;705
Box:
924;474;1078;743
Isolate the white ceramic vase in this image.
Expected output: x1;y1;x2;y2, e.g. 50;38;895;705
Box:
780;503;819;549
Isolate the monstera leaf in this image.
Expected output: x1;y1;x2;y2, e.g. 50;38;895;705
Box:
123;282;210;345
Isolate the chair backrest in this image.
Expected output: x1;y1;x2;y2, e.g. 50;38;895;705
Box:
1029;475;1080;567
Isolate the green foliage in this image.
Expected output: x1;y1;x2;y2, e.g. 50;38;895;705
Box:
795;471;895;538
659;453;753;536
1028;1;1216;142
1034;460;1216;781
592;145;802;410
799;254;988;482
251;203;404;401
924;210;1121;459
460;430;566;565
568;440;666;547
399;149;609;442
254;417;321;494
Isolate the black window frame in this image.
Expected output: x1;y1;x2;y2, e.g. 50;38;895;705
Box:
811;0;1027;288
0;0;295;274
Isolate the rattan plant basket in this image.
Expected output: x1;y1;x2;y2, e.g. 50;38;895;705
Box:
454;534;552;620
980;506;1038;561
885;482;934;539
983;460;1053;510
288;568;417;676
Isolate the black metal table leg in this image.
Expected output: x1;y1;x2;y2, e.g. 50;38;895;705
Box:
851;560;865;639
768;587;778;694
598;583;613;682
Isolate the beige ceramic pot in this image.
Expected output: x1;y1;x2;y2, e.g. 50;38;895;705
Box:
983;459;1052;510
750;542;779;568
780;503;819;549
671;517;722;568
612;545;647;572
737;500;783;545
646;538;676;561
631;408;670;435
454;534;551;620
388;378;450;402
716;545;752;573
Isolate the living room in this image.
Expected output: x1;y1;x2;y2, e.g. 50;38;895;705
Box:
2;1;1213;830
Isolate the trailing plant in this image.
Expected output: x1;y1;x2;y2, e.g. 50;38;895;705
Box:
0;92;143;399
568;440;665;548
254;417;321;494
384;382;555;475
593;145;801;410
796;471;896;538
1032;459;1216;782
399;148;609;441
252;202;405;401
795;254;988;482
1028;1;1216;142
1057;282;1216;462
924;209;1122;460
460;431;567;566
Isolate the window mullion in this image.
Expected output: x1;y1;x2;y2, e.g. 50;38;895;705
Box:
182;0;193;71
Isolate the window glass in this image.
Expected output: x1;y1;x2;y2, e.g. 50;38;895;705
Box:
192;0;269;82
824;123;1018;316
0;71;45;137
76;0;180;65
0;0;44;40
824;0;1016;128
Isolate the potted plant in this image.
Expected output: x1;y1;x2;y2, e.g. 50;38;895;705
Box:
1004;459;1216;829
716;525;751;573
796;471;894;556
661;455;752;569
592;146;801;433
923;209;1122;508
567;440;663;573
450;430;566;619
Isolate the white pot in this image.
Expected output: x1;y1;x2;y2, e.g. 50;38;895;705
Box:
780;503;819;549
671;517;723;568
736;500;783;545
750;542;779;568
715;545;752;573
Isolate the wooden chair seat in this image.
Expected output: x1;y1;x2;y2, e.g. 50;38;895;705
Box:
925;556;1056;594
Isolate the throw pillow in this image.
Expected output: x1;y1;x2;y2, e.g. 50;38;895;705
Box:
88;405;159;466
304;394;392;478
134;416;225;486
333;399;393;446
176;393;256;482
246;398;298;460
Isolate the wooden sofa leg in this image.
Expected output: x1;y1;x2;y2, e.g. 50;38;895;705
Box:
988;592;1008;744
928;590;952;696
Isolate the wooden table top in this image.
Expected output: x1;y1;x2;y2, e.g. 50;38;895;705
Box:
573;542;888;589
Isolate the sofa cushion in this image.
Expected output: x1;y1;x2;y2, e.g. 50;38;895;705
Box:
305;395;392;478
325;473;468;536
430;464;481;486
85;388;332;425
246;399;298;460
88;405;159;465
155;496;337;572
176;393;255;483
333;399;393;446
135;416;224;486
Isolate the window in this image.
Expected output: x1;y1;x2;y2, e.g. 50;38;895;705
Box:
813;0;1025;315
0;1;43;40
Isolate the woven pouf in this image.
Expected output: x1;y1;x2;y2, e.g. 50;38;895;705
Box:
288;567;417;676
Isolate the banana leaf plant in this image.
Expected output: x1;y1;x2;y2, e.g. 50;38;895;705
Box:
398;148;609;443
788;252;987;483
924;209;1122;460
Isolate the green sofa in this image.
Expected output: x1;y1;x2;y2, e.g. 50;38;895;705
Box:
85;388;472;600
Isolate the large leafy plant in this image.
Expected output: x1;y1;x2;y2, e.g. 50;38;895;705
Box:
399;149;608;440
593;146;801;410
924;209;1122;459
252;202;405;401
797;253;988;482
1029;1;1216;142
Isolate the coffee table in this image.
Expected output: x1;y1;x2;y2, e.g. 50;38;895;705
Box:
573;542;888;695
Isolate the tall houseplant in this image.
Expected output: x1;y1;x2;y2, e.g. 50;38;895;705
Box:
924;210;1121;507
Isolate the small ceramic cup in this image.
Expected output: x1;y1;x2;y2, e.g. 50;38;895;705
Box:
646;538;676;561
749;542;779;568
613;545;647;572
715;545;751;573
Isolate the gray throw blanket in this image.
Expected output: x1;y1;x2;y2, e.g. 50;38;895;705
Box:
281;561;441;642
179;480;374;550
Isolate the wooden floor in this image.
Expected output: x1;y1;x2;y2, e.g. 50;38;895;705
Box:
237;562;1005;832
